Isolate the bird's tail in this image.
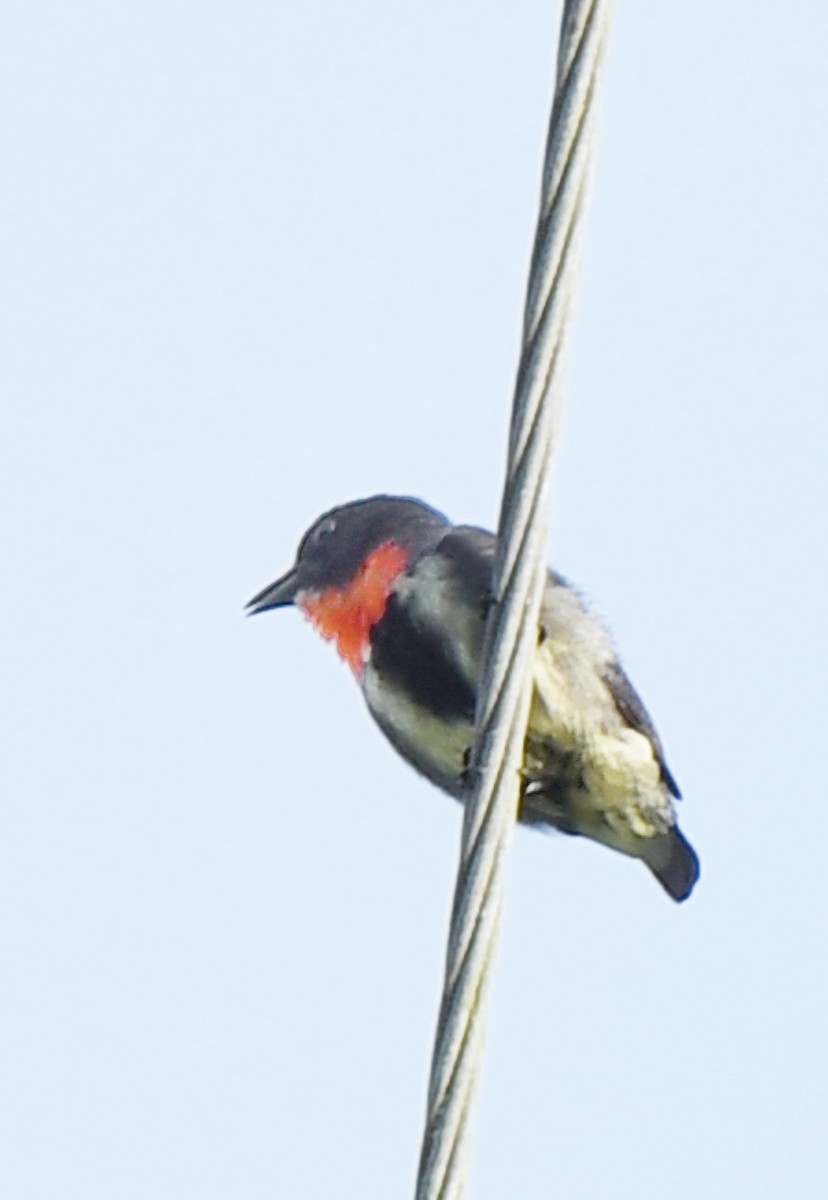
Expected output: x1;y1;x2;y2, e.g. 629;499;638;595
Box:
645;828;700;902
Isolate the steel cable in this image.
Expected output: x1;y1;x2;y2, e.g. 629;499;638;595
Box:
414;4;614;1196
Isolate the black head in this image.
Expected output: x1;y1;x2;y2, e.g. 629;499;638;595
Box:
246;495;449;613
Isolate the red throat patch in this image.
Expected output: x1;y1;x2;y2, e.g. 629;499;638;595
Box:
298;541;409;676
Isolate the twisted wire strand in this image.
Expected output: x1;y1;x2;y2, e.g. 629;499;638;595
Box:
414;4;614;1197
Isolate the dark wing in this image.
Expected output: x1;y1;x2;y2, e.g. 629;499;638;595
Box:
603;661;682;799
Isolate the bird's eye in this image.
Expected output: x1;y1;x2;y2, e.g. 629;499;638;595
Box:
315;518;336;542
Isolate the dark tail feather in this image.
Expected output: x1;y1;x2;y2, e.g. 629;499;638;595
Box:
647;828;700;903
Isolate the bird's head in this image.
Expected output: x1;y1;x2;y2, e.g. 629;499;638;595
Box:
246;495;448;675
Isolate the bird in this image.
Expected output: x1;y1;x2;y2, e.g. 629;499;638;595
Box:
246;495;699;901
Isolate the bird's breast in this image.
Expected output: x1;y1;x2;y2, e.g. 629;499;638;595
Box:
362;658;472;796
298;542;409;675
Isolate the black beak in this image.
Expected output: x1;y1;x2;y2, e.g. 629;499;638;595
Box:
245;567;300;614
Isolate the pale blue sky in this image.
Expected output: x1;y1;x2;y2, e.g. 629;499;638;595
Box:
2;4;826;1197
